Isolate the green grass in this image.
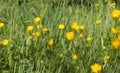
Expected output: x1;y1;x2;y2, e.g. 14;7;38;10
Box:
0;0;120;73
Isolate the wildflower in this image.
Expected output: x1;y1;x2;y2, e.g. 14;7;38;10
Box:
111;27;118;34
28;35;33;39
60;53;63;58
2;39;9;46
111;10;120;20
37;24;42;29
108;1;111;5
87;36;92;42
59;24;65;30
111;38;120;49
95;4;99;7
103;56;110;62
79;25;85;31
27;26;33;31
118;34;120;40
79;33;83;38
71;22;79;31
91;63;102;73
35;31;40;38
96;20;101;25
110;2;116;8
66;32;74;41
112;5;115;8
49;39;54;46
34;17;41;23
72;54;78;60
0;22;4;29
43;28;48;33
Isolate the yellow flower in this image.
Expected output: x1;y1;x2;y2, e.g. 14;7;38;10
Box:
112;5;115;8
95;4;99;7
71;22;79;31
79;25;85;31
108;1;111;5
118;18;120;21
111;10;120;20
87;36;92;42
0;22;4;29
60;53;63;58
66;32;74;41
91;63;102;73
96;20;101;25
35;31;40;38
118;34;120;40
111;38;120;49
79;33;83;38
111;27;118;34
59;24;65;30
43;28;48;33
34;17;41;23
103;56;110;62
27;26;33;31
37;24;42;29
110;2;116;8
72;54;78;60
2;39;9;46
28;35;33;39
49;39;54;46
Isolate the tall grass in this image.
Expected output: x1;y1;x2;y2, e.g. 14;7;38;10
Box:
0;0;120;73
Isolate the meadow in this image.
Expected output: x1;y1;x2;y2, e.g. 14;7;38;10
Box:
0;0;120;73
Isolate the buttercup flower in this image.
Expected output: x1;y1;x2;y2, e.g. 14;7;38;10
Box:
110;2;116;8
118;34;120;40
34;17;41;23
43;28;48;33
27;26;33;31
0;22;4;29
2;39;9;46
103;56;110;62
87;36;92;42
91;63;102;73
37;24;42;29
59;24;65;30
79;25;85;31
66;32;74;41
79;33;83;38
111;27;118;34
108;1;111;5
28;35;33;39
111;38;120;49
95;4;99;7
72;54;78;60
35;31;40;38
96;20;101;25
71;22;79;31
111;10;120;20
49;39;54;46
